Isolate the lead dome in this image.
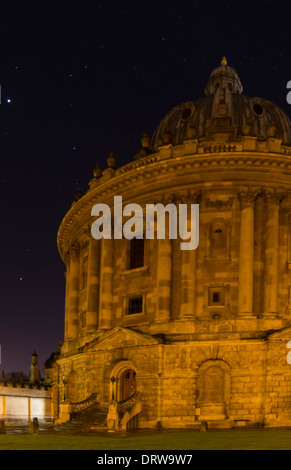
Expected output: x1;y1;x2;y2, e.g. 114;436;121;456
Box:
150;58;291;150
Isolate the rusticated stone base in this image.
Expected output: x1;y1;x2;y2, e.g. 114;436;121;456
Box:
51;323;291;430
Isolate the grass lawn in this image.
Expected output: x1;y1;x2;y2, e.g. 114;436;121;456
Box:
1;430;291;450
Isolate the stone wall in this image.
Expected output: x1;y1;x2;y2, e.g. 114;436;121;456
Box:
53;326;291;428
0;383;53;423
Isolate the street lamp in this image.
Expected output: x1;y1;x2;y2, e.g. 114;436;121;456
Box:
111;376;116;401
62;377;67;401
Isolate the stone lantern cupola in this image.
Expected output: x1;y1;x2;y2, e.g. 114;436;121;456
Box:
205;56;243;95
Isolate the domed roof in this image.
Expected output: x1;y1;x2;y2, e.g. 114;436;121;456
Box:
151;58;291;150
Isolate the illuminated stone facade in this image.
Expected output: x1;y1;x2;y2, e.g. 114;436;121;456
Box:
52;59;291;430
0;384;52;424
0;352;53;424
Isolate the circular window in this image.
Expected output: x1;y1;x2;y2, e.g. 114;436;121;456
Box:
181;107;192;121
212;314;220;320
253;103;264;116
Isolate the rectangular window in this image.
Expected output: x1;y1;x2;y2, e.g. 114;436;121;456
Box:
129;238;144;270
208;287;225;307
128;296;143;315
212;292;220;303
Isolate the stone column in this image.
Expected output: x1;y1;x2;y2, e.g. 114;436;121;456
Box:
86;238;100;332
263;190;283;317
99;237;113;329
253;196;265;315
156;216;172;322
180;248;196;319
64;256;70;341
237;188;256;317
67;242;80;339
179;191;200;319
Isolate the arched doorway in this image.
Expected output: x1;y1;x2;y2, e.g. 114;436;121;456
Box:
109;361;139;430
109;360;138;403
120;369;138;430
196;360;230;420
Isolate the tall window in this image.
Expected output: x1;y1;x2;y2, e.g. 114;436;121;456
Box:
209;221;227;259
80;257;88;291
129;238;144;270
128;296;143;315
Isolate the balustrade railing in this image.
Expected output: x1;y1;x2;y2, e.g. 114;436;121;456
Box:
70;392;99;414
117;392;138;414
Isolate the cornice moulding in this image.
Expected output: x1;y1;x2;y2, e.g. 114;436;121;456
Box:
57;150;291;260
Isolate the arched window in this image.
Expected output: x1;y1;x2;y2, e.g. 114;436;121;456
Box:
209;221;228;258
129;238;144;269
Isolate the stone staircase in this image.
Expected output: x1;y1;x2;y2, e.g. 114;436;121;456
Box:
54;402;109;434
54;392;143;433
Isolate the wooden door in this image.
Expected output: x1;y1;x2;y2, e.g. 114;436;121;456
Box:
122;370;136;400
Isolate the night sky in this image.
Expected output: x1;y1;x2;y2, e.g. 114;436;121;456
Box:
0;0;290;376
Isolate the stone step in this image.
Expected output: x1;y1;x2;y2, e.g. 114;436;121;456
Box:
54;405;109;433
70;411;108;421
73;410;108;417
73;419;106;426
71;405;108;416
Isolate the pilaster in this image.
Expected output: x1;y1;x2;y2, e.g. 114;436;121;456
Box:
67;242;80;340
237;187;258;317
262;190;285;317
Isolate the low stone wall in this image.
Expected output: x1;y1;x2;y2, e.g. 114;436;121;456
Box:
0;383;53;423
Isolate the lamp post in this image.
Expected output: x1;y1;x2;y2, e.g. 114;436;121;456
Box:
62;377;67;401
111;377;116;401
